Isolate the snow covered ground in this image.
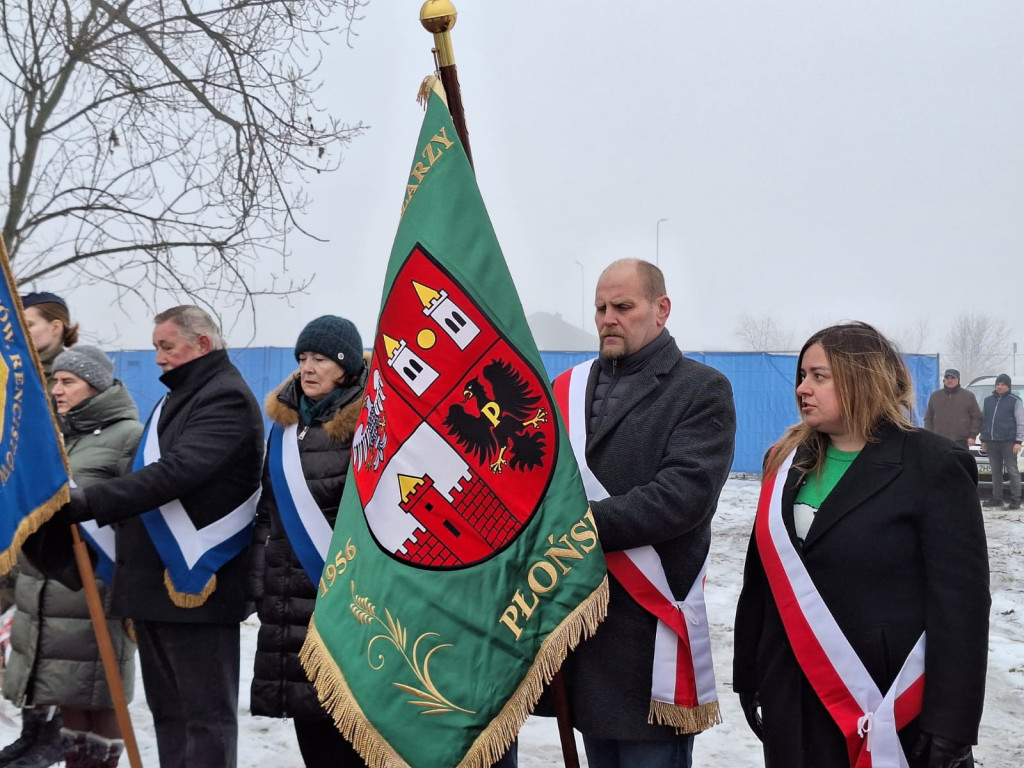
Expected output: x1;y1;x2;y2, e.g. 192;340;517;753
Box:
0;476;1019;766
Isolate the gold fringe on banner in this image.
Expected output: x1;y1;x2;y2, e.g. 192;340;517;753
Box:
0;484;71;577
163;570;216;608
649;698;721;735
301;575;609;768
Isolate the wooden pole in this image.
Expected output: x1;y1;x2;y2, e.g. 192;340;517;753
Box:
417;5;580;767
550;671;581;768
70;524;143;768
419;0;474;169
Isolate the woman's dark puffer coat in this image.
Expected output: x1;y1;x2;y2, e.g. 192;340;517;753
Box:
249;371;365;719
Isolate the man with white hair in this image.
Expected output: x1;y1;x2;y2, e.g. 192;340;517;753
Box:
66;305;264;768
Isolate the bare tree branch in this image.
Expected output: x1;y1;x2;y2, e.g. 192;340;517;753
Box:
733;313;796;352
942;313;1012;384
2;0;369;321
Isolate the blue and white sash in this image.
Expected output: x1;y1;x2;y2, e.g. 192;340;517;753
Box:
135;397;260;608
267;423;333;585
71;479;115;583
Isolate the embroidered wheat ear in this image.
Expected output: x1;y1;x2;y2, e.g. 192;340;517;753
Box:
349;583;376;625
349;580;474;715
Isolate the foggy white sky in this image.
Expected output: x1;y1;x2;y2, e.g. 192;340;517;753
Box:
66;1;1024;356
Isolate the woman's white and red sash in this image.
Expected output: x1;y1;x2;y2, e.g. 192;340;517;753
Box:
553;360;720;733
756;449;925;768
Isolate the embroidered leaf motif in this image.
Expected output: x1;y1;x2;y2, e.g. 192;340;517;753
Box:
349;580;474;715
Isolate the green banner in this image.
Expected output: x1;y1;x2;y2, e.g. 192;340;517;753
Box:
300;79;608;768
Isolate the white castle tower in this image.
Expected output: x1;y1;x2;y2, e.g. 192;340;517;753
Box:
412;280;480;351
383;333;439;397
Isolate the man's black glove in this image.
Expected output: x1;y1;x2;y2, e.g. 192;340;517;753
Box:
738;691;764;741
66;486;94;523
911;732;974;768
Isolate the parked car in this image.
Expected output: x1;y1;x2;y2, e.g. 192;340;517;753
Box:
965;375;1024;489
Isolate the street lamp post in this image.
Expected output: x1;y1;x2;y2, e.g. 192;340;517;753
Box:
574;260;585;329
655;217;668;266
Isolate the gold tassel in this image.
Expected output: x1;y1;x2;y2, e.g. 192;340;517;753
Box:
300;576;610;768
163;570;216;608
648;699;722;735
416;75;448;110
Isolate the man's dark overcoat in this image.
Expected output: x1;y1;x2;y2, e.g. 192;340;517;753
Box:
563;333;737;741
82;349;265;623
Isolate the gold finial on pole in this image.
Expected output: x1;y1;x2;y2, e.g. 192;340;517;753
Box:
420;1;457;67
418;0;474;169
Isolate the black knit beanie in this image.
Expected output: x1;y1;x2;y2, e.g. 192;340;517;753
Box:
294;315;364;377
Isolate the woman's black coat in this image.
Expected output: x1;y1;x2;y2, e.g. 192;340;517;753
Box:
248;373;364;720
733;426;990;767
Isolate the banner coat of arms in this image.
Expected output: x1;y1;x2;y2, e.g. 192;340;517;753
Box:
300;80;608;768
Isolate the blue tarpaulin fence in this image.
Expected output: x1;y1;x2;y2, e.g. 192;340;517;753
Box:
111;348;938;475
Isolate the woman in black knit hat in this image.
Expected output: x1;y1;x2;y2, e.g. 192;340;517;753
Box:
248;316;369;767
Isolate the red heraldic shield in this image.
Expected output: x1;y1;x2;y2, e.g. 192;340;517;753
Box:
351;244;556;569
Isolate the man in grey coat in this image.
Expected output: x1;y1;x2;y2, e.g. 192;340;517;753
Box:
560;259;737;768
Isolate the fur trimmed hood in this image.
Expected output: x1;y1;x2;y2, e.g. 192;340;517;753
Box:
264;373;364;444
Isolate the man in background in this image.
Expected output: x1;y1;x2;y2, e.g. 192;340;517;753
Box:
924;368;982;448
980;372;1023;510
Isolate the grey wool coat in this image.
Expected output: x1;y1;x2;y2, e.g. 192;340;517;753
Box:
561;332;737;741
5;381;142;709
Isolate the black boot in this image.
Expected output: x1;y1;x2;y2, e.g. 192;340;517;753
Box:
5;712;63;768
0;709;45;766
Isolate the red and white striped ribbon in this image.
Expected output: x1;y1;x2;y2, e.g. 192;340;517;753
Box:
755;449;924;768
553;361;718;717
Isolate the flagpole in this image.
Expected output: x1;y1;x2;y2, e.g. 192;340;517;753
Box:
419;0;474;169
70;524;143;768
417;7;580;768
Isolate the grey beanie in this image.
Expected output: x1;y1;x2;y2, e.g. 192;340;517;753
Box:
52;345;114;392
294;315;364;377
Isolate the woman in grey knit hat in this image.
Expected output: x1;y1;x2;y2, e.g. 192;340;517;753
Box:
5;346;141;768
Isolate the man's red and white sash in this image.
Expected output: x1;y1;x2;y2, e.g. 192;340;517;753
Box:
553;360;720;733
756;449;925;768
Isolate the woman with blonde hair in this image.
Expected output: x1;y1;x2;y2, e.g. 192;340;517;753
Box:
733;322;989;768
